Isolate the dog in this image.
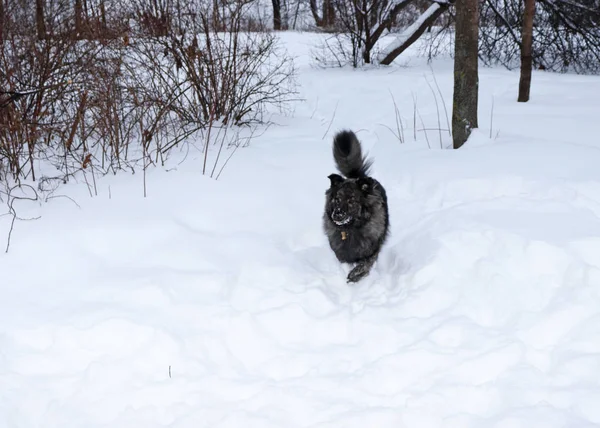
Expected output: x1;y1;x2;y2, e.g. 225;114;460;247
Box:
323;130;390;283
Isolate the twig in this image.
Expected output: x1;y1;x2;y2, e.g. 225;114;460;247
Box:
45;194;82;209
424;74;443;148
216;141;242;180
5;214;17;254
379;123;401;141
388;90;405;144
215;124;264;180
429;64;451;136
310;96;319;119
203;111;215;175
90;162;98;197
417;110;431;149
4;184;41;253
412;92;418;141
211;126;231;178
0;82;71;109
489;96;495;139
321;101;339;140
82;169;94;198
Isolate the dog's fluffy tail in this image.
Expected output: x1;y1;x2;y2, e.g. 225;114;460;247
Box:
333;130;372;178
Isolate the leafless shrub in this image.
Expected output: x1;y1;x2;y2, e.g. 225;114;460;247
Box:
1;0;296;192
0;17;105;182
118;0;297;179
160;0;297;124
311;32;359;67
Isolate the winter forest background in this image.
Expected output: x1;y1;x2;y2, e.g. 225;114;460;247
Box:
1;0;599;191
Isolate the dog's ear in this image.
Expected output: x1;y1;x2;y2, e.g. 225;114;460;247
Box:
357;177;373;191
328;174;344;187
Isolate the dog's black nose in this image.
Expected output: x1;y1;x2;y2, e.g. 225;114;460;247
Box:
332;208;344;220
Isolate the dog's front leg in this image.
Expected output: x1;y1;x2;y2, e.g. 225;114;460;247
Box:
347;252;378;283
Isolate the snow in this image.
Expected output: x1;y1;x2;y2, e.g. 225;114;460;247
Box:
3;32;600;427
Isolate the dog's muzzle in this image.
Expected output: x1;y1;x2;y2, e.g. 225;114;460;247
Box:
332;208;351;226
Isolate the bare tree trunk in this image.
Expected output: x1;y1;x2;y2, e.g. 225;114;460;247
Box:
213;0;221;31
36;0;47;40
272;0;282;29
361;0;373;63
518;0;535;102
84;0;93;35
0;0;5;45
323;0;335;28
310;0;335;28
452;0;479;149
100;1;107;33
310;0;324;26
75;0;84;35
292;0;302;29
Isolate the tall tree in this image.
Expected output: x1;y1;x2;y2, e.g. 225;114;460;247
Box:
75;0;84;35
517;0;536;102
309;0;323;26
323;0;335;27
36;0;47;40
100;1;107;32
452;0;479;149
310;0;335;28
0;0;5;45
272;0;282;29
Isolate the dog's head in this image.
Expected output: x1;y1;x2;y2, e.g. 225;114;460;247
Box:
326;174;373;227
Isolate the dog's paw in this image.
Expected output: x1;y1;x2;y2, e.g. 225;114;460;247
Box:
347;265;369;283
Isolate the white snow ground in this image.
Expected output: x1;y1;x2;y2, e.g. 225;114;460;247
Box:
2;32;600;428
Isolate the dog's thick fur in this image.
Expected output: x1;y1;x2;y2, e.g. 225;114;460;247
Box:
323;130;389;283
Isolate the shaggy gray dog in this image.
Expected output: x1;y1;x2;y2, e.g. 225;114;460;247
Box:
323;130;390;283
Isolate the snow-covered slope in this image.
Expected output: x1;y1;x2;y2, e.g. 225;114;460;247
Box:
2;32;600;428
